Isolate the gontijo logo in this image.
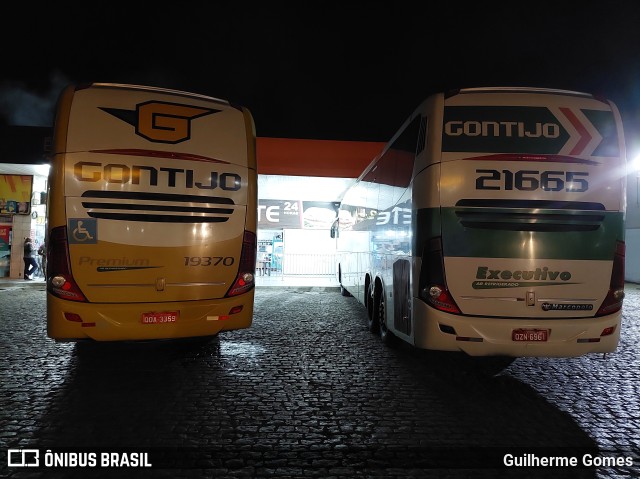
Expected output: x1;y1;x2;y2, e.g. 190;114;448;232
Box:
100;101;220;144
442;106;619;157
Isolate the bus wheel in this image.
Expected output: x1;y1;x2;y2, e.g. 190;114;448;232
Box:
365;282;374;321
378;293;395;345
368;286;380;333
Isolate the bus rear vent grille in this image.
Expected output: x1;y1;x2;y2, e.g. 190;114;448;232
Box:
454;199;606;232
80;191;234;223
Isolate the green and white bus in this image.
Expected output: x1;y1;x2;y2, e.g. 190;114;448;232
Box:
333;87;626;361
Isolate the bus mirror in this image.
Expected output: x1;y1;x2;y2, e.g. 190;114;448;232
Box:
330;219;338;239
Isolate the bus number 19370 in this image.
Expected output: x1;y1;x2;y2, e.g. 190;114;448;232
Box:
184;256;235;266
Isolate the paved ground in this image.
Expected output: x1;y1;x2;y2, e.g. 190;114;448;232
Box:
0;283;638;478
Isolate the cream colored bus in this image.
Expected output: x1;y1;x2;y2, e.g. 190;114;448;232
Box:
46;83;257;341
334;87;626;365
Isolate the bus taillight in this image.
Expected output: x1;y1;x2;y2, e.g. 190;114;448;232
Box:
419;237;461;314
226;230;257;297
47;226;87;302
595;240;625;316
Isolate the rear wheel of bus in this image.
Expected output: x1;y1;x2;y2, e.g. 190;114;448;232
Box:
376;287;396;346
368;282;380;334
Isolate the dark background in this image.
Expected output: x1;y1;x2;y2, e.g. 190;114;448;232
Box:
1;2;639;153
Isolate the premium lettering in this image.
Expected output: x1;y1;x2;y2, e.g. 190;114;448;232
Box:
79;256;150;267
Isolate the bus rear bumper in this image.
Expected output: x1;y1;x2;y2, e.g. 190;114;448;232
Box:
412;300;622;358
46;291;254;342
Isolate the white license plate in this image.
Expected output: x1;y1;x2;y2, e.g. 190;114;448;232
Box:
512;329;548;342
141;311;179;324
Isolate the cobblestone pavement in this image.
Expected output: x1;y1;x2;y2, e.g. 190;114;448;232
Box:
0;284;638;478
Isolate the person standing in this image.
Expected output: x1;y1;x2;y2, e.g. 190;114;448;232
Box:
37;241;46;278
23;237;38;280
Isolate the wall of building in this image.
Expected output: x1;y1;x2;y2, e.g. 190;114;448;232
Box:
2;174;47;278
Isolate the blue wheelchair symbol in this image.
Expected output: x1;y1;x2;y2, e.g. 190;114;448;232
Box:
68;219;97;244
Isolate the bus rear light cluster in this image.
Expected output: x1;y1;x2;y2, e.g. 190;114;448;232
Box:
595;240;625;317
209;305;245;322
226;231;257;297
47;226;87;302
577;326;616;343
455;336;483;342
419;237;461;314
422;285;461;314
63;312;95;327
63;312;82;322
600;326;616;337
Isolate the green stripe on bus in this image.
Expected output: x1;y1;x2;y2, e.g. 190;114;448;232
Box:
433;208;623;260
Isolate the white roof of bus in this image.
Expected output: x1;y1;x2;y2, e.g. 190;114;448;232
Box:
457;86;594;98
90;83;231;105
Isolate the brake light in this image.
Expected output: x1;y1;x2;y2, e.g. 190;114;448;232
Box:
226;230;256;297
425;285;461;314
47;226;87;302
600;326;616;337
595;240;625;316
419;237;461;314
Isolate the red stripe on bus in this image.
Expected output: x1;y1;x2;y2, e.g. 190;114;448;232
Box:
90;149;230;164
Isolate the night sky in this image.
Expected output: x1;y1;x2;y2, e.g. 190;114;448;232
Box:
1;2;640;155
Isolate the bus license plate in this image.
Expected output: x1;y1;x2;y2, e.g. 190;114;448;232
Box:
141;311;179;324
512;329;548;342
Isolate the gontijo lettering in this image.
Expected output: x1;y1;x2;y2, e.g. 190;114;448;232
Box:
445;120;560;138
73;162;241;191
476;266;572;281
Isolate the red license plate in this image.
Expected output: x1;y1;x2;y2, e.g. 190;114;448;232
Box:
512;329;548;342
141;311;179;324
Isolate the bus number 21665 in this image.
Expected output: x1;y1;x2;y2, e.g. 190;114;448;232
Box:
475;169;589;192
184;256;235;266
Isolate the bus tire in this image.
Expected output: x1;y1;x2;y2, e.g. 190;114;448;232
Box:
378;292;396;346
365;281;374;322
368;285;381;334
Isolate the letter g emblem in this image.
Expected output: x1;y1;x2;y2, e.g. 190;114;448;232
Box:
136;101;218;144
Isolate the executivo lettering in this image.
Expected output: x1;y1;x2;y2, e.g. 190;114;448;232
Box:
476;266;572;281
472;266;574;289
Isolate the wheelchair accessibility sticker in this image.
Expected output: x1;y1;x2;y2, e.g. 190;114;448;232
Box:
68;218;97;244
